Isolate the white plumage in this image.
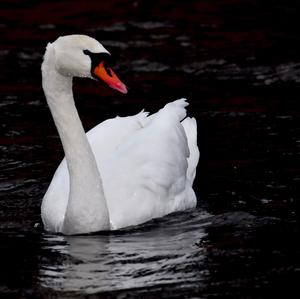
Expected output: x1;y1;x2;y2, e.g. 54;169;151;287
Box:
41;35;199;235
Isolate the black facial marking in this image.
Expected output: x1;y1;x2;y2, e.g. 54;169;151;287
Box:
83;49;115;79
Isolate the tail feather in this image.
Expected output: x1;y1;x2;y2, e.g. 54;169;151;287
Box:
181;117;199;184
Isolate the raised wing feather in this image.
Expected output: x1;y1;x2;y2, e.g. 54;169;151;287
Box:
100;99;197;228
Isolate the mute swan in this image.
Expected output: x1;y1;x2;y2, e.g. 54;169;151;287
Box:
41;35;199;235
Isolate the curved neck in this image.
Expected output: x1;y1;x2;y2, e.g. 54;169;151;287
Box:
42;45;110;234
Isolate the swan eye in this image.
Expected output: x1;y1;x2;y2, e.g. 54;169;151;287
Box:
83;50;113;66
83;49;91;56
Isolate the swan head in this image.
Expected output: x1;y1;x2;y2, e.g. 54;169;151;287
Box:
46;34;127;94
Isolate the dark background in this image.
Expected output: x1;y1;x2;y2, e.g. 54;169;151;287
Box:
0;0;299;298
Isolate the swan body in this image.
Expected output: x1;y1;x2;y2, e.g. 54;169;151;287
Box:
41;35;199;235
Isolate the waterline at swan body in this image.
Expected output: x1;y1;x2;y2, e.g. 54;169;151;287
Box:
41;35;199;235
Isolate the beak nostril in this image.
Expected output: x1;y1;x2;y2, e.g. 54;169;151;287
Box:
105;67;113;77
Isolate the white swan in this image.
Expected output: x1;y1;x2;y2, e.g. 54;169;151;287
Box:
41;35;199;235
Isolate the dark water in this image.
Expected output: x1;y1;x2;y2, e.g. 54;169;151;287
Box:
0;0;299;298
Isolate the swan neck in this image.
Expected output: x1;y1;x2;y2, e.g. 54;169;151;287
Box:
42;47;110;234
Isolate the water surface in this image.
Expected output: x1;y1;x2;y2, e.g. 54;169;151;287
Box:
0;0;299;298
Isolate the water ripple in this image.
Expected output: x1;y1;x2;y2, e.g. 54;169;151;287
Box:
39;210;210;294
180;60;300;85
131;59;169;72
129;21;173;30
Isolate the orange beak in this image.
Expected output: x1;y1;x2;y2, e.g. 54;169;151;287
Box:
94;62;128;94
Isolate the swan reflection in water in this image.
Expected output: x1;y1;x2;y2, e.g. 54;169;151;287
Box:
39;210;209;294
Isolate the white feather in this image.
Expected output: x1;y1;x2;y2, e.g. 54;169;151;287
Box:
42;99;199;231
41;35;200;234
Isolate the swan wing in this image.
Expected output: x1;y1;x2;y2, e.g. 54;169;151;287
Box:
101;98;198;229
